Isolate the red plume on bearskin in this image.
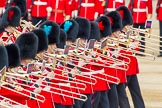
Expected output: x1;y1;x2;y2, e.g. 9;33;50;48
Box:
96;16;112;37
8;0;26;17
1;6;21;28
116;6;133;27
105;11;123;32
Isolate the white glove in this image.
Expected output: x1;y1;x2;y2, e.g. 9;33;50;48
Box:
0;7;5;16
94;12;99;20
74;10;78;18
46;7;52;19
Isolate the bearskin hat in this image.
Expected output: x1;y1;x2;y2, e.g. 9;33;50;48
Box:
0;45;8;69
32;28;48;53
96;16;112;38
15;32;38;60
75;17;91;40
1;6;21;28
57;29;67;49
89;21;100;41
105;11;123;32
116;6;133;27
5;44;21;68
8;0;26;17
60;20;79;42
39;21;60;45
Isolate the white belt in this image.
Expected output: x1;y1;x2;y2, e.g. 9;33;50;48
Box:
115;0;123;3
59;82;71;86
34;1;47;5
81;69;104;75
133;8;146;12
81;3;95;7
106;8;116;12
140;0;148;1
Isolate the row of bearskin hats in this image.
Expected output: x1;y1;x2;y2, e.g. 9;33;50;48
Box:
0;0;133;71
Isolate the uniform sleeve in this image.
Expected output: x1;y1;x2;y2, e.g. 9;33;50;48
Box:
0;1;5;7
147;0;152;14
0;87;32;100
26;0;32;10
50;67;69;83
74;0;79;10
65;0;71;16
127;1;132;10
94;0;102;13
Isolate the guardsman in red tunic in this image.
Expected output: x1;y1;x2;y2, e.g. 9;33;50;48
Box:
27;0;51;25
0;32;43;107
0;0;6;16
105;0;125;13
117;6;145;108
74;17;94;108
115;6;133;108
105;10;123;108
78;0;102;21
47;0;71;24
15;32;44;107
86;21;110;108
30;28;54;108
128;0;152;53
39;21;69;108
156;0;162;57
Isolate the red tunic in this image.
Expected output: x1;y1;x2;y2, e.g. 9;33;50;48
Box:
128;0;152;24
102;49;118;84
120;50;139;76
0;86;37;106
106;0;125;12
49;0;71;24
76;63;94;94
78;0;101;20
0;31;17;43
91;60;110;91
0;0;5;16
50;66;74;106
0;0;5;7
157;1;162;21
29;0;51;17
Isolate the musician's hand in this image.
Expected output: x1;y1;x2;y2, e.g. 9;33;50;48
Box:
14;85;23;91
78;60;85;67
47;16;50;20
34;78;42;86
28;13;32;21
94;12;99;20
33;64;40;71
47;72;55;79
70;67;79;77
33;87;42;94
74;10;78;18
65;15;70;21
147;14;152;20
147;28;152;34
0;7;5;17
46;7;52;20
